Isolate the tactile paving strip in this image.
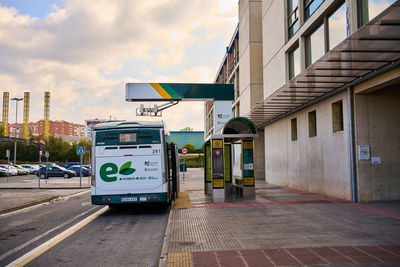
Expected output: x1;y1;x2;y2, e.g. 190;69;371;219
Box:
168;204;400;253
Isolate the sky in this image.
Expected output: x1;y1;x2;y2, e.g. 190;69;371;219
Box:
0;0;238;131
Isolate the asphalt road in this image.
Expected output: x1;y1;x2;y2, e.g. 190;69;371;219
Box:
0;191;169;266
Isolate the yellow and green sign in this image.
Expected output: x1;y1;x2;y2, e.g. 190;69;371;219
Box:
126;83;234;101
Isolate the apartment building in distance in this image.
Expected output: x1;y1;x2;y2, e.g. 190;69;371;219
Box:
210;0;400;202
8;120;85;141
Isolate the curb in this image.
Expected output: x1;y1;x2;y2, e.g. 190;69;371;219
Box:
0;195;59;215
159;206;174;267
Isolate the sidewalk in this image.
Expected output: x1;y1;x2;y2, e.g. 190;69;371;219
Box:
0;176;90;215
163;168;400;267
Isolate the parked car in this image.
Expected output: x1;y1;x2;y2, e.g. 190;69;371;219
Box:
67;165;90;177
83;165;91;170
37;166;76;179
20;164;40;175
0;168;7;176
39;162;57;168
12;164;30;175
63;162;80;169
0;165;18;176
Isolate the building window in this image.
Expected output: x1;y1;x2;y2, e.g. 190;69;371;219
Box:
305;24;325;67
288;46;301;80
328;1;348;50
308;110;317;137
358;0;396;27
291;118;298;141
288;0;299;38
304;0;324;21
332;100;344;132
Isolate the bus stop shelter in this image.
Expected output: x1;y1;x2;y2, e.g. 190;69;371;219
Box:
204;117;258;203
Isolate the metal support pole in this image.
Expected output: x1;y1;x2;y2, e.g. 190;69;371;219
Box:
88;150;90;185
80;154;83;187
7;152;9;183
347;87;357;203
14;101;18;165
11;97;23;165
183;156;185;181
45;154;48;184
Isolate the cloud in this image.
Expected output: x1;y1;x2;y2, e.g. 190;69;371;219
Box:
154;66;213;83
0;0;237;131
156;47;186;68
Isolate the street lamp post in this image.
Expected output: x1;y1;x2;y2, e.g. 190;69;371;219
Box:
11;97;23;165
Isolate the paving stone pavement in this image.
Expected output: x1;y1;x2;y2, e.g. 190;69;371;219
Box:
165;169;400;267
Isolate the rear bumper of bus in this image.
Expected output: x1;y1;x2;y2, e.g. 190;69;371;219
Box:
92;192;168;205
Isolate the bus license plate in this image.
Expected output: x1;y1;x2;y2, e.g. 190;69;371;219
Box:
121;197;137;202
139;197;147;201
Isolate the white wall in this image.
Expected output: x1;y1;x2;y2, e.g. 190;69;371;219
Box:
264;91;352;200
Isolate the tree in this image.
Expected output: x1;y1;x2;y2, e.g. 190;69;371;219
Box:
183;143;196;152
180;126;193;131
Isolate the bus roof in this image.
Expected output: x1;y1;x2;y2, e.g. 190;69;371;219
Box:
93;120;165;131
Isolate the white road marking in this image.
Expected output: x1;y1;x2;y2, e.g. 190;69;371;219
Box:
0;206;98;262
6;206;109;267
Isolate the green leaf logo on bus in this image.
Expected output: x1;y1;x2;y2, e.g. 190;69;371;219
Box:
100;161;136;182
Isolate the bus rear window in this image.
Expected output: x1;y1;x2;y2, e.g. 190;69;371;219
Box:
139;130;161;144
119;133;137;143
96;132;119;145
95;129;160;146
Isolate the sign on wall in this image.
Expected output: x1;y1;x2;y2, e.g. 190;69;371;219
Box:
214;101;233;133
358;145;370;160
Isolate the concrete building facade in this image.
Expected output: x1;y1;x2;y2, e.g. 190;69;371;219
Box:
211;0;400;202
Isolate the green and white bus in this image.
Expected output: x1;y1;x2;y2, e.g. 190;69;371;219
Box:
91;121;179;206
